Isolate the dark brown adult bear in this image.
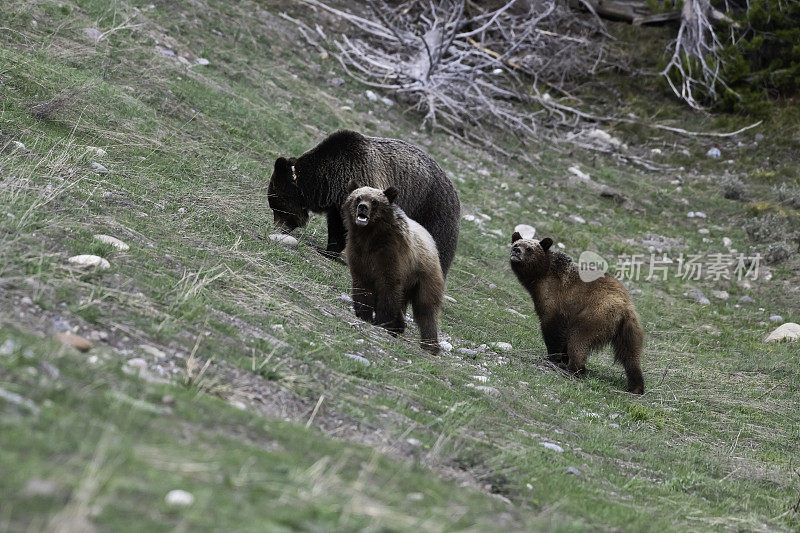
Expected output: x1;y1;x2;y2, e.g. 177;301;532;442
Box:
268;130;460;276
342;184;444;354
509;232;645;394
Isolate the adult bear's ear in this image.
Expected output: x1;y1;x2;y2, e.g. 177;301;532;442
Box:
511;231;522;243
540;238;553;251
347;179;359;192
274;157;289;173
384;186;399;204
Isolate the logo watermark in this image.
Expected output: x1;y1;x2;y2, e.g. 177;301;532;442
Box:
578;251;761;282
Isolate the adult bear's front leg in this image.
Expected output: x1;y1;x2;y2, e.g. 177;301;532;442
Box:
324;208;347;257
374;285;405;335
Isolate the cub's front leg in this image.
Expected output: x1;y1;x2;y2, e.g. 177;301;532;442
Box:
374;283;405;335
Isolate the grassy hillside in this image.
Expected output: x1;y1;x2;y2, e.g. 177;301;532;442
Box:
1;0;799;531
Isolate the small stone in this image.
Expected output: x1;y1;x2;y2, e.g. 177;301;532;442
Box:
126;357;148;369
695;211;707;219
457;348;478;356
268;234;298;249
21;296;33;305
566;467;581;476
329;77;345;86
490;342;512;352
764;323;800;343
473;375;489;383
443;295;457;304
698;228;710;235
177;207;186;214
93;234;129;251
406;438;421;446
609;423;620;429
86;146;107;157
54;333;91;352
365;90;378;101
722;237;732;248
343;353;370;366
380;96;394;107
463;214;475;222
0;339;16;356
165;489;194;507
83;27;103;42
23;478;59;497
769;315;783;322
706;147;721;159
539;442;564;453
513;224;536;239
230;400;247;410
474;385;500;397
158;47;175;57
711;290;729;300
755;133;765;142
738;295;754;304
12;140;26;151
91;162;109;174
140;344;167;359
407;492;424;501
439;340;453;352
340;293;353;304
195;57;210;65
557;242;565;249
569;215;586;224
68;255;110;270
87;355;99;365
686;289;710;305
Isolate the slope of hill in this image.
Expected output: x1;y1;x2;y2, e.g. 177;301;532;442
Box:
1;0;798;531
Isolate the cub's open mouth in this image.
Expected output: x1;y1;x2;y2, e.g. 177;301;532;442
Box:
355;214;369;226
510;251;522;262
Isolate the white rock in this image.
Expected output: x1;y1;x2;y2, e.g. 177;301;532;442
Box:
706;147;721;159
513;224;536;239
86;146;107;157
91;162;109;174
439;340;453;352
365;90;378;101
722;237;732;248
343;353;370;366
406;438;421;446
12;140;26;151
268;234;298;249
380;96;394;107
195;57;210;66
492;68;503;75
695;211;707;219
711;290;729;300
769;315;783;322
68;255;110;270
474;385;500;397
539;442;564;453
340;293;353;304
0;339;16;355
698;228;710;235
490;342;512;352
568;166;591;181
126;357;148;368
557;242;565;249
473;375;489;383
566;466;581;475
764;323;800;343
686;289;710;305
230;400;247;410
93;234;129;251
569;215;586;224
165;489;195;507
139;344;166;359
463;214;476;222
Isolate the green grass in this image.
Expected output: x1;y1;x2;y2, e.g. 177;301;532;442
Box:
1;0;799;531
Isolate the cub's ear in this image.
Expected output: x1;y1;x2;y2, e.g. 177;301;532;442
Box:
274;157;289;173
347;179;359;193
540;237;553;251
384;186;399;204
511;231;522;243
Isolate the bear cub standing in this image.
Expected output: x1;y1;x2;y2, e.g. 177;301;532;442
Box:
509;232;645;394
343;183;444;354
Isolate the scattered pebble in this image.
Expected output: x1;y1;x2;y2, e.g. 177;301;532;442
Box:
126;357;148;369
755;133;765;142
457;348;478;356
0;339;16;356
91;162;109;174
54;333;91;352
513;224;536;239
340;293;353;304
93;234;129;251
710;290;729;300
609;423;620;429
539;442;564;453
764;323;800;343
83;27;103;42
343;353;370;366
556;242;565;249
23;478;59;497
566;466;581;476
0;386;40;414
329;77;345;86
86;146;107;157
738;295;754;304
474;385;500;397
195;57;210;66
365;90;378;101
230;400;247;410
769;315;783;322
380;96;394;107
490;342;512;352
439;340;453;352
686;289;710;305
698;228;710;235
473;375;489;383
158;47;175;57
569;215;586;224
268;234;298;249
68;255;110;270
139;344;167;359
165;489;194;507
706;147;721;159
722;237;732;248
406;438;421;446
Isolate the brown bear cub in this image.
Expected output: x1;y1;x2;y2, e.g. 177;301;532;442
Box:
509;232;645;394
342;183;444;354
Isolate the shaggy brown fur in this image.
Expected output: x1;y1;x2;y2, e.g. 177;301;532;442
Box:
268;130;460;276
342;184;444;354
509;232;645;394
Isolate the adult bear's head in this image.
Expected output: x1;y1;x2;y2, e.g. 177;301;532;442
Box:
268;157;309;232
